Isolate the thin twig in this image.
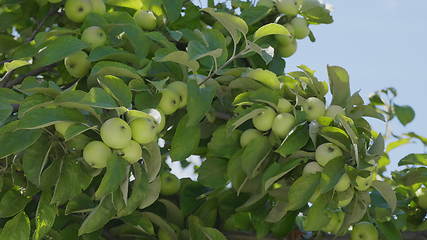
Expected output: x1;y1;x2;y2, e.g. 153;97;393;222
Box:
5;63;58;88
26;6;59;43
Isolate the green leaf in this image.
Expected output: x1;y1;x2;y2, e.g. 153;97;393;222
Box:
276;124;309;157
154;50;199;72
33;190;57;240
287;173;321;211
18;107;85;129
301;1;333;24
162;0;184;22
159;199;185;228
262;158;305;191
139;177;161;209
319;126;351;152
78;195;116;236
0;102;12;123
4;58;31;72
64;124;96;141
88;61;142;85
0;88;24;104
240;6;270;25
171;115;201;161
319;157;345;193
386;138;411;152
227;150;247;192
82;88;118;109
65;193;95;215
371;180;396;212
88;46;139;65
327;66;350;107
394;104;415;126
121;212;154;235
0;128;42;158
98;75;132;109
179;181;206;215
254;23;290;41
95;156;128;200
142;142;162;182
0;190;32;218
34;36;88;68
303;195;330;231
202;227;227;240
22;135;51;186
187;79;216;126
106;0;142;10
141;212;177;239
376;221;401;240
0;212;30;240
207;125;241;159
241;136;272;178
18;94;52;118
198;157;228;188
398;153;427;166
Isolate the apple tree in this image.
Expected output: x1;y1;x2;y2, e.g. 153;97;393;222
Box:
0;0;425;239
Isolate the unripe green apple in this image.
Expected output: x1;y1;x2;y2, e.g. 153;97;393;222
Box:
158;228;172;240
278;39;297;58
100;118;132;149
275;24;295;45
167;81;188;108
83;141;111;168
158;89;180;115
351;222;379;240
240;128;263;147
130;117;157;144
322;211;345;234
160;172;181;196
54;121;74;137
335;173;350;192
337;187;354;207
290;17;310;39
252;107;276;131
67;134;91;150
143;108;166;133
416;188;427;209
355;174;374;191
134;10;157;31
117;140;142;164
302;97;325;121
326;105;345;119
272;113;295;138
64;51;91;78
302;161;323;175
315;143;343;166
64;0;92;23
89;0;106;15
276;0;299;16
81;26;107;49
245;68;280;90
277;98;292;113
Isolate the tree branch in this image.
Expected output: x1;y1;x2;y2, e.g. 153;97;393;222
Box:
26;6;59;42
5;63;58;88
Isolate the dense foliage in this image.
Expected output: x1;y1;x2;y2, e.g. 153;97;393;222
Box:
0;0;425;239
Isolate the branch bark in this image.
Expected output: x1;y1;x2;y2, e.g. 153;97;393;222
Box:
4;63;58;88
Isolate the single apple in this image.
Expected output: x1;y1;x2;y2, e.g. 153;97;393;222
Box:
89;0;106;15
245;68;281;90
337;187;354;207
240;128;263;147
290;17;310;39
167;81;188;108
335;173;350;192
277;98;293;113
134;10;157;31
158;89;180;115
275;23;295;45
326;105;345;119
83;141;111;168
416;188;427;209
143;108;166;133
272;113;295;138
302;161;323;175
54;121;74;137
81;26;107;49
64;51;91;78
351;222;379;240
322;211;345;234
302;97;325;121
117;140;142;164
278;39;297;58
252;107;276;131
64;0;92;23
315;143;343;166
355;174;374;191
130;117;157;144
160;172;181;196
100;118;132;149
276;0;299;16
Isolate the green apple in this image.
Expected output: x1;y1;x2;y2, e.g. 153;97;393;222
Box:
167;81;188;108
355;174;374;191
335;173;350;192
302;97;325;121
130;117;157;144
245;68;280;90
302;161;323;175
64;0;92;23
81;26;107;49
134;10;157;31
290;17;310;39
326;105;345;119
351;222;379;240
276;0;299;16
315;143;343;166
117;140;142;164
240;128;263;147
278;39;297;58
67;134;91;150
158;228;172;240
64;51;91;78
54;121;74;136
158;89;180;115
89;0;106;15
416;188;427;209
323;211;345;234
83;141;111;168
252;107;276;131
337;187;354;207
100;118;132;149
126;110;152;122
272;113;295;138
160;172;181;196
277;98;292;113
143;108;166;133
275;24;295;45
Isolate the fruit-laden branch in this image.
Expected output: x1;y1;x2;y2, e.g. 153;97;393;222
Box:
5;63;58;88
